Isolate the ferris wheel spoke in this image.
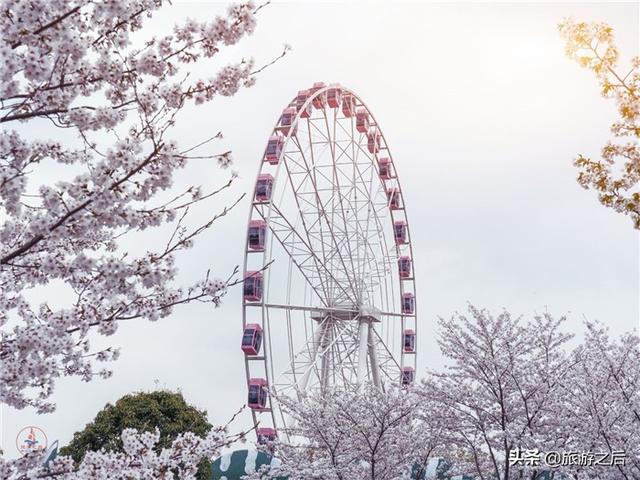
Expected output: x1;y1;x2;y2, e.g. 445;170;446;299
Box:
312;112;385;303
320;109;363;301
354;152;380;295
369;324;402;380
279;152;334;301
351;150;395;302
269;203;354;305
288;134;361;303
302;122;345;303
281;140;344;300
309;114;388;305
357;213;389;298
250;302;409;320
308;116;378;291
307;124;358;302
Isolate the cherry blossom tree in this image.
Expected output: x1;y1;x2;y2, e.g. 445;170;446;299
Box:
559;20;640;228
0;0;267;412
417;306;577;480
418;306;639;480
0;0;284;476
557;322;640;480
256;385;445;480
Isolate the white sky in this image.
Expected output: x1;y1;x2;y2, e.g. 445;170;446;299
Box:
2;0;639;459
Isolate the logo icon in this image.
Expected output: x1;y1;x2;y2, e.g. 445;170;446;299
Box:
16;426;48;455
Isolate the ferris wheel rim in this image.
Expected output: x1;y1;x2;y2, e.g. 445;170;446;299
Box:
240;83;418;440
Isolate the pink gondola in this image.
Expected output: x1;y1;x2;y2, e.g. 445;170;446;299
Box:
403;329;416;353
398;256;412;278
342;93;356;117
241;323;263;355
327;86;342;108
264;134;284;165
378;157;392;180
310;81;326;109
279;107;297;136
257;427;277;444
402;292;415;314
367;128;381;154
248;220;267;251
394;220;407;244
295;89;312;118
255;174;274;202
248;378;268;410
243;271;263;302
401;367;415;385
387;188;401;210
356;108;369;133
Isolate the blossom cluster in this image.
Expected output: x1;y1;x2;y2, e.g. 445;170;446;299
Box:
559;20;640;228
1;0;257;414
0;425;236;479
247;385;442;480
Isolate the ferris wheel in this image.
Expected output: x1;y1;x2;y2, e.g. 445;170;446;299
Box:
240;82;418;442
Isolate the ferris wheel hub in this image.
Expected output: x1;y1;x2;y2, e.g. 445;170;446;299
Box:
309;303;382;322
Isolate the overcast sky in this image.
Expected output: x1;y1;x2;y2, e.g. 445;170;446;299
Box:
2;0;639;458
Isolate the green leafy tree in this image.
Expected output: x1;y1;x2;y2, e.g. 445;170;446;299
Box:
559;20;640;228
60;390;213;479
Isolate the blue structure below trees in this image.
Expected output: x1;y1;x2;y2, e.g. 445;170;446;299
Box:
210;451;559;480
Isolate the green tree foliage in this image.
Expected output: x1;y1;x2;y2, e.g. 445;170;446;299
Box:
60;390;213;479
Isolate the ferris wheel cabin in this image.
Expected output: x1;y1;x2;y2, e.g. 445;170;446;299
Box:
342;93;356;117
255;174;274;202
295;89;311;118
256;427;277;444
278;107;297;136
241;323;263;355
367;128;381;154
387;188;401;210
378;157;392;180
247;378;269;410
356;108;369;133
310;81;327;108
402;367;415;386
327;86;342;108
403;329;416;353
394;220;408;244
402;292;415;314
243;271;263;302
264;134;284;165
248;220;267;251
398;256;412;278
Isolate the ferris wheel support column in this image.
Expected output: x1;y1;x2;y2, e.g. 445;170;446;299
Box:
297;319;327;392
319;321;333;392
356;319;370;384
367;324;382;388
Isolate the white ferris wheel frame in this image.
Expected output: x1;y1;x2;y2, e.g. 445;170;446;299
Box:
241;84;418;439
